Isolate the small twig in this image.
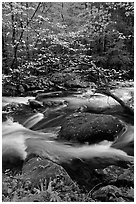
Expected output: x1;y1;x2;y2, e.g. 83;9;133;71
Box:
87;182;103;197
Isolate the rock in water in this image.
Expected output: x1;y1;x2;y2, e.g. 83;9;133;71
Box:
58;113;124;144
28;99;43;109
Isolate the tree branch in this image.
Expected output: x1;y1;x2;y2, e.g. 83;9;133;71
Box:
11;2;41;69
79;60;134;116
99;89;134;115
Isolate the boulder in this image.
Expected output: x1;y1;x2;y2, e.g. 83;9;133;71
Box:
22;157;74;189
58;113;124;144
92;184;134;202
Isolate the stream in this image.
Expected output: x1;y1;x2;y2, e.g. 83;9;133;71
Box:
2;86;134;144
2;86;134;127
2;86;134;200
2;87;134;135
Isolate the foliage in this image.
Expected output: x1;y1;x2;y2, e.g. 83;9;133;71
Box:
2;164;134;202
2;2;134;95
2;171;94;202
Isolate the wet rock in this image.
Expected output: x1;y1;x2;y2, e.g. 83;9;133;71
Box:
36;91;81;101
58;113;124;144
28;99;44;109
2;103;36;124
92;185;122;202
96;165;134;187
42;100;64;108
2;111;8;122
92;184;134;202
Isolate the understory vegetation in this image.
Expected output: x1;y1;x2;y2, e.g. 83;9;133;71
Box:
2;164;134;202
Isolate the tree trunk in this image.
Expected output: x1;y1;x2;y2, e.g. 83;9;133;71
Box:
100;90;134;115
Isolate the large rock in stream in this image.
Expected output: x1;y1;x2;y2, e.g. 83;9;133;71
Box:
58;113;125;144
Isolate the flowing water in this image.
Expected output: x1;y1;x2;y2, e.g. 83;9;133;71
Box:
2;96;34;107
2;87;134;171
2;118;133;172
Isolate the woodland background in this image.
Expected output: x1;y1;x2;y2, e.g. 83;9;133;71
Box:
2;2;134;96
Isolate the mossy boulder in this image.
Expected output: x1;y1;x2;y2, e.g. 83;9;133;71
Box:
22;157;74;189
58;113;125;144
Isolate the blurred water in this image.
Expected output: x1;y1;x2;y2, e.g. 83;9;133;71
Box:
2;96;34;107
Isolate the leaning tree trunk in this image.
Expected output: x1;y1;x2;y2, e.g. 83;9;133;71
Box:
100;90;134;116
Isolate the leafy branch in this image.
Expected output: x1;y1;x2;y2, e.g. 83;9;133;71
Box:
11;2;41;69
